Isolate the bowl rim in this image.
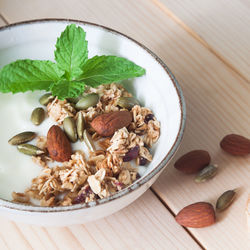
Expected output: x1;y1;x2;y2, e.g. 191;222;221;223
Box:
0;18;186;213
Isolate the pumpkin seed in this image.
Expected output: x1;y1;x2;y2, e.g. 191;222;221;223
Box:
39;93;55;106
8;131;36;145
63;117;78;142
76;112;85;141
17;144;44;156
76;93;99;110
195;164;218;183
31;107;45;125
83;130;96;152
216;189;236;212
117;97;139;109
67;96;82;104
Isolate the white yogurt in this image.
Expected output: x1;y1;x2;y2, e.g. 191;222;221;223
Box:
0;92;84;200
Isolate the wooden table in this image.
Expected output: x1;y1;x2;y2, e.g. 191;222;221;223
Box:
0;0;249;249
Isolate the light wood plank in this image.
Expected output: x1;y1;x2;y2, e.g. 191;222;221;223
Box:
0;191;201;250
0;16;6;27
0;220;32;249
154;0;250;81
0;0;249;249
0;235;9;250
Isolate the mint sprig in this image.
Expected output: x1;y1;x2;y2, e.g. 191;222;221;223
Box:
78;55;146;87
0;60;64;93
0;24;146;99
50;80;85;100
54;24;88;80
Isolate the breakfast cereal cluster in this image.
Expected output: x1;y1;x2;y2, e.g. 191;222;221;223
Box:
12;84;160;206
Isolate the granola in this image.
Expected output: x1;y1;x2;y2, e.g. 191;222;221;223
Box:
13;84;160;207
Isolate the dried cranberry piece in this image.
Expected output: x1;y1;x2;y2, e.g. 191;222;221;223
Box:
73;186;92;204
136;173;141;180
123;146;139;162
139;157;148;166
73;193;86;204
144;114;154;124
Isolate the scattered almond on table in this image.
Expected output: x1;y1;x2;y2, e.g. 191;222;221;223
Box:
174;133;249;229
174;150;211;174
176;202;216;228
220;134;250;156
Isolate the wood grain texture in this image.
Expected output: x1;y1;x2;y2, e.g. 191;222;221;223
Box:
0;191;201;250
0;0;249;249
154;0;250;81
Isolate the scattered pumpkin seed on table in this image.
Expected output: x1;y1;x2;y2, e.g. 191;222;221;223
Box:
216;189;237;212
194;164;218;183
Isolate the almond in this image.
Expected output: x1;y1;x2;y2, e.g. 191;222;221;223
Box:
47;125;72;162
91;111;132;137
220;134;250;156
174;150;211;174
176;202;216;228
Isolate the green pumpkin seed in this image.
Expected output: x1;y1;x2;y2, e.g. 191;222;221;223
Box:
39;93;55;106
67;96;82;104
76;93;99;110
216;190;236;212
83;130;96;152
17;144;44;156
31;107;45;125
76;112;85;141
117;97;139;109
195;164;218;183
63;117;78;142
8;131;36;145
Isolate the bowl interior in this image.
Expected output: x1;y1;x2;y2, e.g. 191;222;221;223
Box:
0;20;184;209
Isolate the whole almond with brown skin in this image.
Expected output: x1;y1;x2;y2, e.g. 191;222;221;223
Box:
47;125;72;162
174;150;211;174
176;202;216;228
91;111;132;137
220;134;250;156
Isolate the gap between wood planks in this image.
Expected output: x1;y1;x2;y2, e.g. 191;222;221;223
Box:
0;13;9;25
150;188;205;250
151;0;250;83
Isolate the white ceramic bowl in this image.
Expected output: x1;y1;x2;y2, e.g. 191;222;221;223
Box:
0;19;185;226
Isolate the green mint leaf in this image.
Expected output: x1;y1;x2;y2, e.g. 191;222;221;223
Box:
0;60;64;93
77;55;146;87
55;24;88;80
50;80;85;100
